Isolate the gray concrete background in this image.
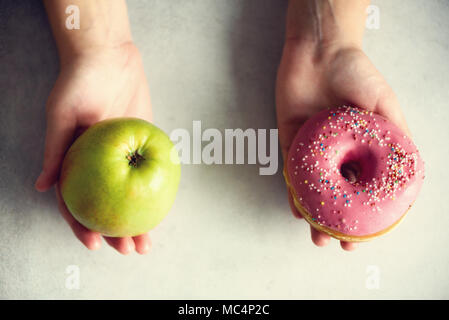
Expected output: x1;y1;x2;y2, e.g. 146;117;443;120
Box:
0;0;448;299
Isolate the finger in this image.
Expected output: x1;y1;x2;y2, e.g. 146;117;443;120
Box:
132;233;152;254
127;79;153;122
277;120;308;162
310;226;331;247
103;236;135;255
35;107;77;192
287;190;303;219
376;89;412;138
55;185;102;250
340;241;358;251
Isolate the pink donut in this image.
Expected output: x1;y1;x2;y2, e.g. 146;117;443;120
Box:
285;106;425;241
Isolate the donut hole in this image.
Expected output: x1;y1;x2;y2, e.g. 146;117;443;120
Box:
340;161;361;183
339;147;378;185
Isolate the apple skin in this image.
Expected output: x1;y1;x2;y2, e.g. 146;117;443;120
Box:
60;118;180;237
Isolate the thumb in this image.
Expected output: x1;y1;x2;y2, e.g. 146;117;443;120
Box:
278;119;306;162
35;107;76;192
376;89;412;138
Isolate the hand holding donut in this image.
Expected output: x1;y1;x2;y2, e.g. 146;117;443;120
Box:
276;0;417;251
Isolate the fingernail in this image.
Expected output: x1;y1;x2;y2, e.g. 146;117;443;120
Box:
138;242;151;255
88;237;102;251
128;238;136;252
35;171;45;191
121;239;135;255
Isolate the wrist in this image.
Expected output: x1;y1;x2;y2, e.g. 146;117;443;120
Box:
58;39;137;67
44;0;134;66
284;0;368;54
282;35;363;67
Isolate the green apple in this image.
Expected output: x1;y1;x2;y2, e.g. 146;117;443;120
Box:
60;118;181;237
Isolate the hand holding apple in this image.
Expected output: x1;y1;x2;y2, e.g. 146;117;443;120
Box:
35;43;158;254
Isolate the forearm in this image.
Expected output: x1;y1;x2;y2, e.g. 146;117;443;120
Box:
285;0;370;49
43;0;133;64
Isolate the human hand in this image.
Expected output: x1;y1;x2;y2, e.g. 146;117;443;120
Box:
276;40;410;251
35;42;153;254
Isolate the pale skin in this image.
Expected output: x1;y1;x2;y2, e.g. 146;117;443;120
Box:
36;0;410;254
36;0;152;254
277;0;410;250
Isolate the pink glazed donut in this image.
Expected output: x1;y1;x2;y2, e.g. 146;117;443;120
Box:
284;106;424;241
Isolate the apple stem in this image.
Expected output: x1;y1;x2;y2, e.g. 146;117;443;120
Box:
127;151;145;168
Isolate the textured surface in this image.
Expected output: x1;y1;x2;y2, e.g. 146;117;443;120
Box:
1;0;448;299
